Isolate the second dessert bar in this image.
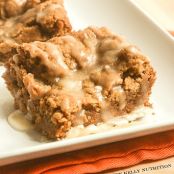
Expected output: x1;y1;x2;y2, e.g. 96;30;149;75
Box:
0;0;72;63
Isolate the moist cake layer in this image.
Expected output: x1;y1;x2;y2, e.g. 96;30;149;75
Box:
0;0;71;63
4;27;156;139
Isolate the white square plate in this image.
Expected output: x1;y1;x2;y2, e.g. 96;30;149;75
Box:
1;0;174;166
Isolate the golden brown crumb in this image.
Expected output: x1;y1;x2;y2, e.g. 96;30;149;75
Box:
0;0;71;63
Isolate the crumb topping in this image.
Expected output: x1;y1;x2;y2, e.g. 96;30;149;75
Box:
0;0;72;63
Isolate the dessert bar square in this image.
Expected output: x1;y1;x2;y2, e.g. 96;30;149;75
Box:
4;27;156;139
0;0;71;63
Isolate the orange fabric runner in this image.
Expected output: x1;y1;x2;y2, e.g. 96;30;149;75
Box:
1;130;174;174
169;31;174;36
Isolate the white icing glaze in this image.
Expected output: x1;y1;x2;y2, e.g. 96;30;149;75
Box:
61;35;97;68
15;0;27;6
36;3;62;21
46;42;69;71
24;42;69;76
23;73;51;99
74;109;86;126
8;110;34;131
95;85;103;102
112;86;124;93
7;107;154;139
0;18;17;43
58;71;88;105
128;46;140;54
67;106;154;138
112;85;126;110
60;78;82;92
7;111;51;142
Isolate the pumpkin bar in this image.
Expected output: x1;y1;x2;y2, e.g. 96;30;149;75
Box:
0;0;71;63
4;27;156;139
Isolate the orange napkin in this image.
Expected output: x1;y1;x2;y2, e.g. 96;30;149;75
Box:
1;130;174;174
169;31;174;36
